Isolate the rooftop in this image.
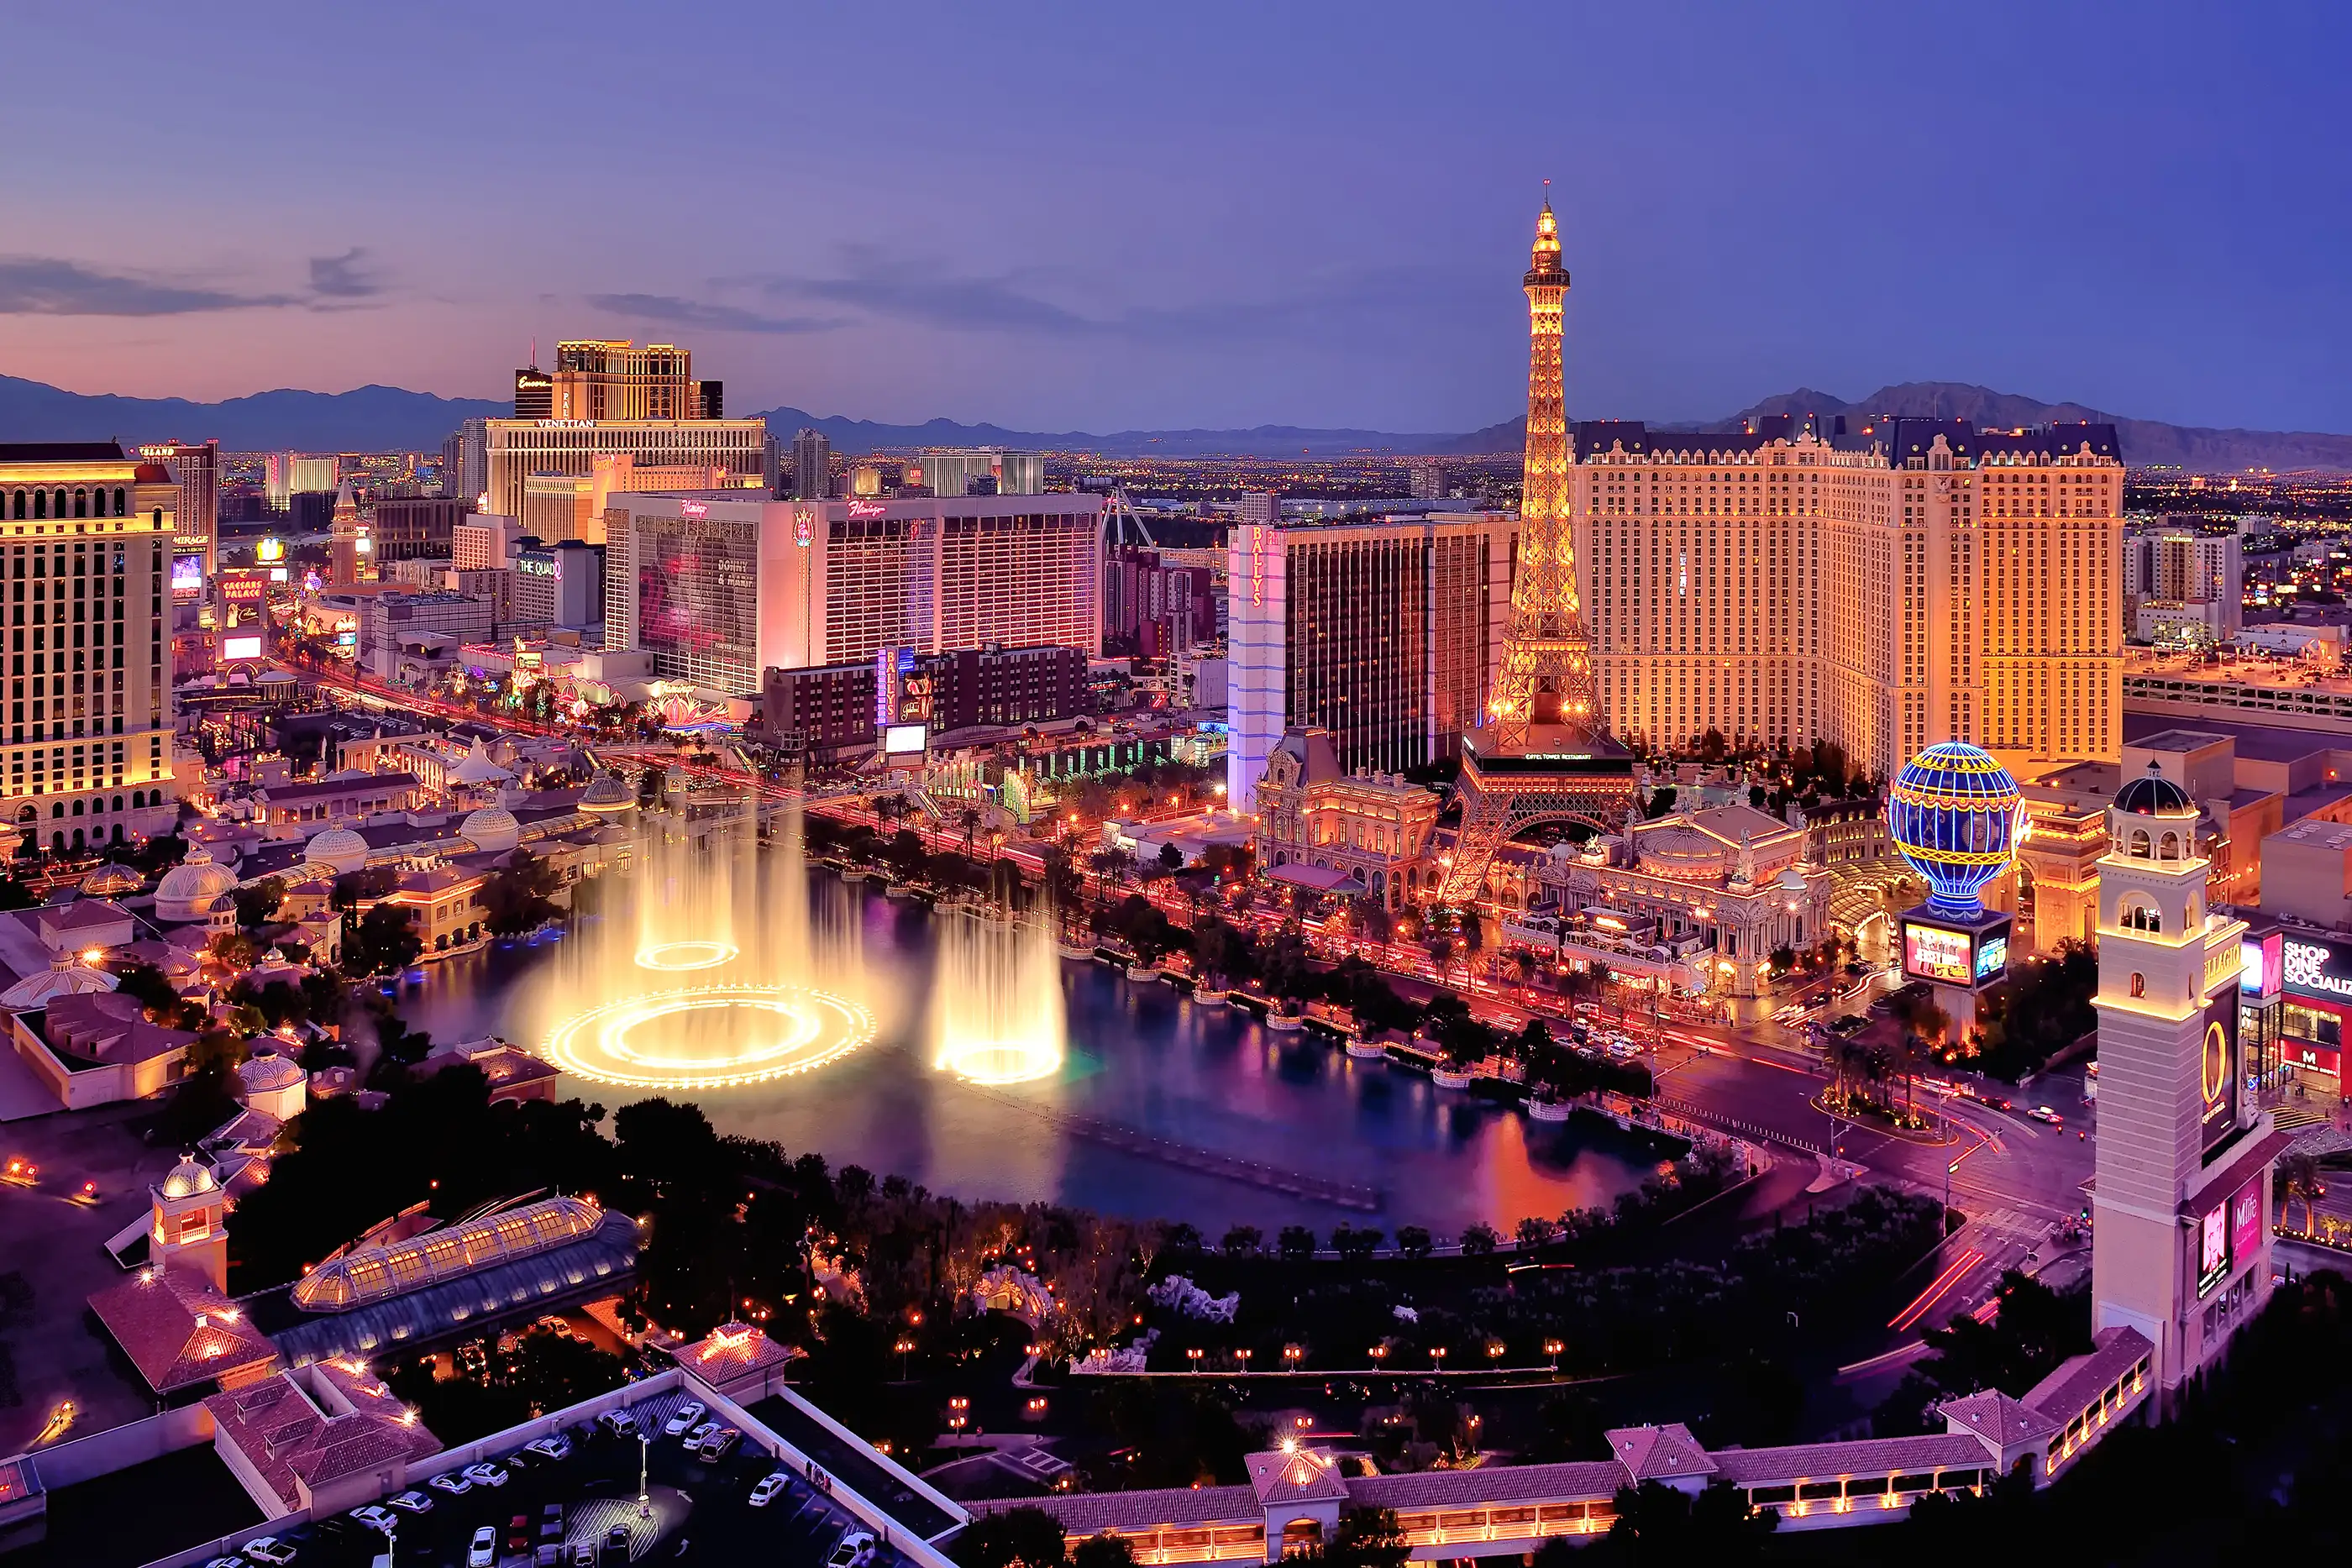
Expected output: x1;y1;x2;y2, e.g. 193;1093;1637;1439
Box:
84;1266;278;1395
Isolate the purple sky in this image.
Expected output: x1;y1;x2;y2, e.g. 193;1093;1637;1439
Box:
5;1;2349;433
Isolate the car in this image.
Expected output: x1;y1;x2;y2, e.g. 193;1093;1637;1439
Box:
827;1530;878;1568
570;1544;597;1567
349;1504;399;1532
606;1525;634;1554
462;1461;509;1488
468;1525;498;1567
697;1426;741;1462
387;1490;433;1514
542;1503;566;1539
243;1539;297;1565
537;1314;575;1339
537;1549;564;1568
750;1471;793;1507
2029;1105;2063;1125
428;1471;473;1496
683;1417;720;1446
662;1401;708;1439
596;1409;638;1438
525;1433;573;1461
202;1558;244;1568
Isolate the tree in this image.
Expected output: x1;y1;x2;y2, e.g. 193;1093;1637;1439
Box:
331;864;399;911
1331;1223;1383;1262
1601;1480;1776;1564
2281;1152;2326;1235
1220;1225;1263;1258
344;903;421;977
1277;1225;1317;1262
1157;842;1184;877
1070;1535;1135;1568
1310;1508;1409;1568
1394;1225;1433;1260
953;1507;1070;1568
1768;943;1797;976
1515;1215;1557;1251
233;876;287;931
1459;1222;1499;1256
957;805;984;862
480;851;563;936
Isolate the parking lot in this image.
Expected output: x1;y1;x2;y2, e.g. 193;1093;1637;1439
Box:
222;1387;925;1568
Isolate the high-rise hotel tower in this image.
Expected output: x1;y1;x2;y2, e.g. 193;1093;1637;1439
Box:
0;444;177;852
1572;411;2124;784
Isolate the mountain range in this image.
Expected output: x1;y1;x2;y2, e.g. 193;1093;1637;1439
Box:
3;371;2346;472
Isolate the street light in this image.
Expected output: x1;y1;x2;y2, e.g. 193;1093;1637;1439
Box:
1543;1338;1564;1371
895;1337;916;1380
1186;1346;1204;1371
638;1430;651;1518
1429;1346;1447;1370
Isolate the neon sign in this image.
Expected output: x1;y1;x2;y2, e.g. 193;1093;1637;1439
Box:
848;500;888;521
680;501;710;520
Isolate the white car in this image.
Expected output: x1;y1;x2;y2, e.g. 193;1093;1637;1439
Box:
202;1558;244;1568
2029;1105;2064;1125
662;1401;709;1439
596;1409;638;1438
683;1419;721;1450
428;1471;472;1496
749;1471;792;1508
524;1433;573;1461
468;1524;498;1567
827;1530;878;1568
461;1460;509;1488
387;1490;433;1514
349;1503;399;1532
243;1539;297;1565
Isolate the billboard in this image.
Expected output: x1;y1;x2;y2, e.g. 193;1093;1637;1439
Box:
2197;1198;2229;1298
1902;914;2012;989
882;723;927;756
222;634;263;661
1903;921;1973;985
2230;1177;2264;1271
2200;984;2241;1160
2281;933;2352;1001
2242;931;2284;999
170;553;204;600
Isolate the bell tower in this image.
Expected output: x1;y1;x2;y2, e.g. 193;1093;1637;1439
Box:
2091;763;2275;1399
150;1156;228;1292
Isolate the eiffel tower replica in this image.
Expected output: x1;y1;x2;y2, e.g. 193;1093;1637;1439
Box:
1431;197;1637;906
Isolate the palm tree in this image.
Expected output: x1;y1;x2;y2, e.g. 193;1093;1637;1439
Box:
2281;1152;2326;1235
956;805;984;863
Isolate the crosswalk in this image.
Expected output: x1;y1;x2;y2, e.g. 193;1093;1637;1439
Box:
1962;1204;2050;1241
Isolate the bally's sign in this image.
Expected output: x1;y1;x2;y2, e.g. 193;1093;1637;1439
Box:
2282;937;2352;999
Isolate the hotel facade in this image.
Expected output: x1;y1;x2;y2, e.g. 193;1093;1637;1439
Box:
1226;512;1515;812
1572;416;2124;782
0;444;180;853
604;492;1106;695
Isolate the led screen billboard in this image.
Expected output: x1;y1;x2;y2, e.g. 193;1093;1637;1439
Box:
882;723;927;756
2201;984;2242;1161
222;635;263;661
1903;922;1972;985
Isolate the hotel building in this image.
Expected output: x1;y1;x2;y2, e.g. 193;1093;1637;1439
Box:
604;492;1106;696
1572;416;2124;783
0;444;179;854
1226;512;1514;813
545;339;721;422
136;440;218;575
484;419;767;522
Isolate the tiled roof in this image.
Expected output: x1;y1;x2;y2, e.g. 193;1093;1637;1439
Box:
1349;1460;1628;1510
2181;1129;2295;1219
204;1368;438;1512
1708;1434;1988;1485
1605;1424;1718;1481
1939;1390;2060;1447
682;1321;797;1379
969;1485;1261;1534
87;1267;278;1394
2024;1326;2153;1424
1246;1448;1350;1506
259;773;420;805
39;899;134;932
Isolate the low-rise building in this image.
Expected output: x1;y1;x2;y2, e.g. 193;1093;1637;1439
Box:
1252;727;1440;914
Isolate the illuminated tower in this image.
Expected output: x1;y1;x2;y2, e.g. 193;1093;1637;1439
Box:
2090;762;2275;1400
1433;197;1635;905
328;480;361;586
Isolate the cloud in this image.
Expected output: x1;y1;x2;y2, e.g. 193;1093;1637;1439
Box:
0;256;297;316
308;248;381;300
758;248;1462;348
585;292;843;335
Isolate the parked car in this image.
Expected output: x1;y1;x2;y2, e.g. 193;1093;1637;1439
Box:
202;1558;244;1568
596;1410;638;1438
542;1503;566;1540
525;1433;573;1462
468;1525;498;1567
570;1543;597;1566
428;1471;473;1496
682;1419;721;1450
462;1461;510;1488
243;1539;297;1565
387;1490;433;1514
537;1314;574;1340
662;1401;708;1439
349;1504;399;1532
827;1530;878;1568
749;1471;792;1507
537;1548;564;1568
605;1524;635;1556
697;1427;742;1463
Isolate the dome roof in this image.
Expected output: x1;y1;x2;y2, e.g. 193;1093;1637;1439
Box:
159;1158;217;1199
155;847;238;905
0;955;120;1009
81;863;144;896
237;1053;306;1093
304;826;372;875
1884;742;2024;917
578;770;633;813
2116;761;2194;816
460;805;520;853
1634;818;1724;877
